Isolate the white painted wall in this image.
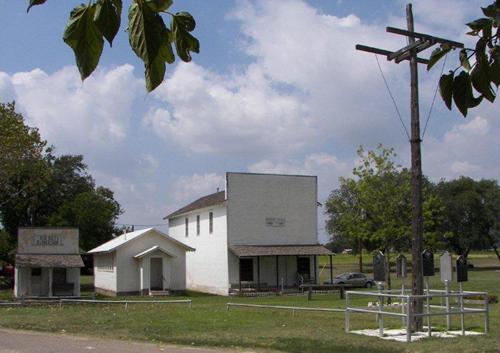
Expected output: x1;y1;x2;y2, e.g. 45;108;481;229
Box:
226;173;318;246
14;267;81;297
93;253;117;292
169;204;229;295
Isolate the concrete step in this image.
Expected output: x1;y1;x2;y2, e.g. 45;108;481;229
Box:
149;290;170;296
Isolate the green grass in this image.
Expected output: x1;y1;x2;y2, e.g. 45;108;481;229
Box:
0;270;499;353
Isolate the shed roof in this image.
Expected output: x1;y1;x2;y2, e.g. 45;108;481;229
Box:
229;244;332;257
164;191;226;219
15;254;84;268
87;228;194;254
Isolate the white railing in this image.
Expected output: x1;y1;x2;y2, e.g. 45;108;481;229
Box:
226;302;344;316
59;298;192;309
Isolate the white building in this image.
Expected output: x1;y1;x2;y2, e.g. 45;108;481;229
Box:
14;228;83;298
165;172;332;296
88;228;194;296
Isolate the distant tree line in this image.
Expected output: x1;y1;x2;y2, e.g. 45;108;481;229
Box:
325;145;500;260
0;102;122;263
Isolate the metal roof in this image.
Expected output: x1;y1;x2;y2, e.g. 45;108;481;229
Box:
229;244;332;257
87;228;194;254
164;191;226;219
15;254;84;268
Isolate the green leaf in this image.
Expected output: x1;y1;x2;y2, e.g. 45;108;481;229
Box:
471;61;496;102
452;71;472;117
63;3;104;81
171;12;200;62
459;49;471;71
145;0;173;12
427;45;451;71
94;0;122;46
27;0;46;13
489;48;500;86
466;18;492;32
439;71;454;110
128;1;173;91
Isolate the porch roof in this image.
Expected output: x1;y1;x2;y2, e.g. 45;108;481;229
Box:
15;254;84;268
229;244;332;257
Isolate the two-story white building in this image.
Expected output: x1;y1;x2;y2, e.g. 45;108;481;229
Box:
165;172;332;295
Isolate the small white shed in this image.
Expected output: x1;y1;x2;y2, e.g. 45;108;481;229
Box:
88;228;194;296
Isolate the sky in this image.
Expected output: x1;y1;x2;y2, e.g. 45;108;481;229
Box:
1;0;499;243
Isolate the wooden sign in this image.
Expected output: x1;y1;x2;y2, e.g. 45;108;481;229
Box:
440;251;453;283
422;249;435;277
396;254;407;278
456;255;468;282
373;251;386;282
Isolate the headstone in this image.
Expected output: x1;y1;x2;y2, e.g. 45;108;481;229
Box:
456;255;468;282
373;251;386;282
422;249;435;276
396;254;407;278
440;251;453;283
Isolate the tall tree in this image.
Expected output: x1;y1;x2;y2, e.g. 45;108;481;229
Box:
27;0;200;92
436;177;500;259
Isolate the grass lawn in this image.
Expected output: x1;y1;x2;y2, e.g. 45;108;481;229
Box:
1;270;499;353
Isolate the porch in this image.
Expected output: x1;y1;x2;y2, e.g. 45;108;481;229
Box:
228;245;334;294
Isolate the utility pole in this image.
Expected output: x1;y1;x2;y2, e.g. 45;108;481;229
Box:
355;3;463;331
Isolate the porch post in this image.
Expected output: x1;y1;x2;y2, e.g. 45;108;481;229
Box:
275;255;279;290
238;257;242;292
313;256;317;284
329;255;333;284
257;256;261;291
48;268;53;297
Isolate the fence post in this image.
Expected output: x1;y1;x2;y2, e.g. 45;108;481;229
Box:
459;283;465;335
345;292;350;333
406;295;412;343
484;294;489;334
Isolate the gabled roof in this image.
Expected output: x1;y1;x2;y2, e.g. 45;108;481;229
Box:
87;228;194;254
164;191;226;219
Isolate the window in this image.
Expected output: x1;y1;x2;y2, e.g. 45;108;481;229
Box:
185;217;189;237
31;268;41;276
196;215;200;236
96;253;114;272
297;257;311;277
209;211;213;234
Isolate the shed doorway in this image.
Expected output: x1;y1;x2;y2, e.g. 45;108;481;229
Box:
150;257;163;290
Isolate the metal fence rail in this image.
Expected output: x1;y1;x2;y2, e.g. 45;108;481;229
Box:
226;302;344;316
59;299;192;309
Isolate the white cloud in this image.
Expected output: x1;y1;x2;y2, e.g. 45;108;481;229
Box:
172;173;225;203
1;65;142;155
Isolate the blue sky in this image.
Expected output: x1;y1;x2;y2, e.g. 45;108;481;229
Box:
1;0;499;242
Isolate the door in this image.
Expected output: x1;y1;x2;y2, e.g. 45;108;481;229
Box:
30;268;42;296
239;258;253;282
150;258;163;290
297;257;311;282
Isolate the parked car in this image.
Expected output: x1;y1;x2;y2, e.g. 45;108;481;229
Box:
323;272;375;288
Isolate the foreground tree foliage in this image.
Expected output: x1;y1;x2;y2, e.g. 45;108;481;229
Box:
27;0;199;92
428;0;500;117
0;103;122;261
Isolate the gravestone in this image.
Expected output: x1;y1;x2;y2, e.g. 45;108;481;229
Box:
373;251;386;282
440;251;453;283
456;255;468;282
396;254;407;278
422;249;435;276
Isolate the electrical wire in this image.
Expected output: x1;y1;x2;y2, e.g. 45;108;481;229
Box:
374;54;411;140
422;53;448;139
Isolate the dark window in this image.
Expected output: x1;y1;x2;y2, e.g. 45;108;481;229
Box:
196;215;200;235
185;218;189;237
31;268;41;276
297;257;310;276
53;268;67;284
209;212;213;234
239;258;254;281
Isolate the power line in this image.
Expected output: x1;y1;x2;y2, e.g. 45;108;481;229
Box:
422;53;447;139
116;222;168;227
374;54;411;140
